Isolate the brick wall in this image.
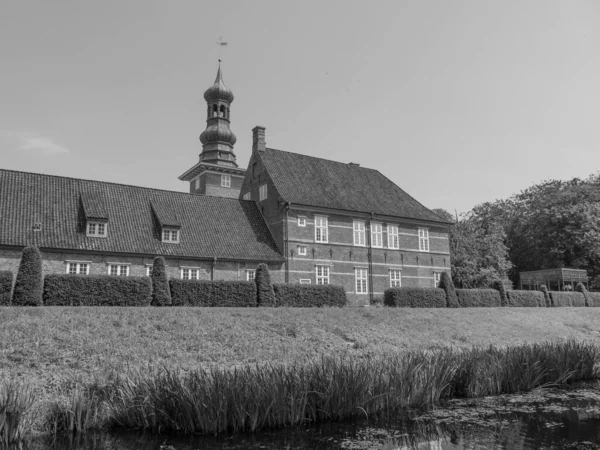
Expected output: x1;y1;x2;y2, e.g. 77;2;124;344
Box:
190;171;244;199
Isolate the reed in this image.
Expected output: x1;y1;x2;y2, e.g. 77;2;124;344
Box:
0;381;37;445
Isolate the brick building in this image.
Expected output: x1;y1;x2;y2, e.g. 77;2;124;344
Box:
0;64;451;305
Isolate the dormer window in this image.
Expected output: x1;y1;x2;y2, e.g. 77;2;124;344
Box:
162;228;180;243
87;221;107;237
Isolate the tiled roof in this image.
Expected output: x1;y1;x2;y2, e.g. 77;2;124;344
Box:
260;148;450;223
0;169;283;261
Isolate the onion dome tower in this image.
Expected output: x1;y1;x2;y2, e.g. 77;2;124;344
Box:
179;61;247;199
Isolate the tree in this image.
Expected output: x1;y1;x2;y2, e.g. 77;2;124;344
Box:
151;256;172;306
12;245;43;306
255;263;275;306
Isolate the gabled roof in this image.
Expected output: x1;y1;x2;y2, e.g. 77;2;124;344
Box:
0;169;283;261
259;148;450;224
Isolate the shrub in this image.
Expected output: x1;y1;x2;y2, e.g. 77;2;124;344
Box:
12;246;43;306
492;280;509;307
576;283;593;307
151;257;171;307
384;287;446;308
506;290;543;307
43;275;152;306
456;289;501;307
255;264;276;307
589;292;600;307
539;285;551;307
273;284;347;307
549;291;586;307
170;280;257;307
438;272;458;308
0;271;12;306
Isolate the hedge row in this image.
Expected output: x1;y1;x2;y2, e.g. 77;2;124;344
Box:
549;291;586;308
273;284;347;307
456;289;501;307
43;275;152;306
384;287;446;308
507;290;545;307
170;280;257;307
0;271;12;306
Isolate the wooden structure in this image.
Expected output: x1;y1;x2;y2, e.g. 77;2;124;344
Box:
519;268;589;291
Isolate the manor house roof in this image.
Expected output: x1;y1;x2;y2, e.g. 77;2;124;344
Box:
260;148;450;223
0;169;283;262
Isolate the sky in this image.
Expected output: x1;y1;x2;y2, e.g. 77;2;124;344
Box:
1;0;599;214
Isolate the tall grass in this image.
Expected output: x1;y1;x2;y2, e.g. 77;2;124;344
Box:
0;381;37;445
93;340;600;435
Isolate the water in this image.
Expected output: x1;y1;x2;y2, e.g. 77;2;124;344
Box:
22;385;600;450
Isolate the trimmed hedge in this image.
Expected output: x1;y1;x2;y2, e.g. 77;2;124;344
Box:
0;271;12;306
384;287;446;308
492;280;509;307
170;280;257;307
151;256;171;306
439;272;459;308
456;289;501;307
549;291;586;307
576;283;593;307
43;275;152;306
589;292;600;307
506;290;543;307
540;285;551;307
12;246;43;306
273;284;347;307
255;264;276;307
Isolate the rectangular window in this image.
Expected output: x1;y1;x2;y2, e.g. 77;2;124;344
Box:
387;225;399;249
315;216;328;243
162;229;180;243
259;184;267;201
371;223;383;248
67;262;89;275
418;228;429;252
316;265;330;285
434;272;442;287
353;220;366;246
246;270;255;281
195;177;200;190
297;245;307;256
243;192;251;200
389;269;401;287
299;279;311;284
221;174;231;188
146;266;153;276
87;221;107;237
181;268;200;280
355;268;368;294
108;264;129;276
297;216;306;227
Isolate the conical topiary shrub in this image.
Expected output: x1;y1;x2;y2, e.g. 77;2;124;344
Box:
255;263;275;307
540;285;550;307
492;280;509;307
438;271;459;308
576;282;593;307
151;256;172;306
12;245;43;306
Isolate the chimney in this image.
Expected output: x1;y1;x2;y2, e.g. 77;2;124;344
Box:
252;126;266;153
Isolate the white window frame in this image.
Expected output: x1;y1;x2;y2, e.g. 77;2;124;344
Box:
316;265;330;285
162;228;180;243
195;177;200;190
387;224;399;249
86;221;107;238
353;220;366;246
297;216;307;227
108;264;130;276
299;279;311;284
418;228;430;252
297;245;307;256
355;268;368;294
246;270;255;281
434;271;442;287
259;184;268;201
221;174;231;188
315;215;328;243
371;222;383;248
389;269;402;288
66;262;90;275
242;192;251;200
145;265;153;276
180;268;200;280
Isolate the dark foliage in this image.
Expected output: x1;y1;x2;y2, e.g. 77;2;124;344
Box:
492;280;509;307
0;271;13;306
170;280;257;307
255;264;276;307
438;272;459;308
272;284;347;307
589;292;600;307
548;291;586;307
12;246;43;306
43;275;152;306
506;290;543;307
456;289;502;307
151;257;171;306
576;283;593;307
384;287;446;308
540;285;551;307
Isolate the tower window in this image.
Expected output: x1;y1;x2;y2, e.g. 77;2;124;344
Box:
221;174;231;187
212;104;218;117
219;105;225;117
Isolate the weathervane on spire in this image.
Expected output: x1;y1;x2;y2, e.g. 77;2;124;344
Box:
216;36;228;60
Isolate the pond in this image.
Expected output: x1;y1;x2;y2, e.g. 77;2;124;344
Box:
28;383;600;450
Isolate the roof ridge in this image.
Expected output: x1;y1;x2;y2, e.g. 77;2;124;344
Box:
0;168;246;203
265;147;371;168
